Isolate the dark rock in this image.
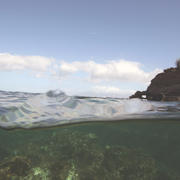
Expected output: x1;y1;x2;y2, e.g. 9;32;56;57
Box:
130;67;180;101
129;91;146;99
146;68;180;101
0;156;31;179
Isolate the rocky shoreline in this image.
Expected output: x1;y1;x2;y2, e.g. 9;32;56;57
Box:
130;63;180;101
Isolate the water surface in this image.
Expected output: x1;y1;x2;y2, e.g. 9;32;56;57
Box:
0;90;180;179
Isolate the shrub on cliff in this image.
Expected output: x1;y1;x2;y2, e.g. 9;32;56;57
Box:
176;58;180;69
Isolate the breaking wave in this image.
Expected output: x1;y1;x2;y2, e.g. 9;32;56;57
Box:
0;90;180;129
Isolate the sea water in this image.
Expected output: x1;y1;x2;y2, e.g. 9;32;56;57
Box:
0;90;180;179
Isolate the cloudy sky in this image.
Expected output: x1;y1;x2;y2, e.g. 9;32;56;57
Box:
0;0;180;97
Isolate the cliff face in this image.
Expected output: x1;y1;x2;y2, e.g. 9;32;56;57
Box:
130;67;180;101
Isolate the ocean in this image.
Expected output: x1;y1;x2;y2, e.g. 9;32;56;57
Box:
0;90;180;179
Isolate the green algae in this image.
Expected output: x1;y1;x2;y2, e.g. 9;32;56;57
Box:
66;163;78;180
0;120;180;179
23;167;50;180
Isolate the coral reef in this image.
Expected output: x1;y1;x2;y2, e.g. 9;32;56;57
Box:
0;156;31;180
102;146;158;180
0;128;180;179
23;167;50;180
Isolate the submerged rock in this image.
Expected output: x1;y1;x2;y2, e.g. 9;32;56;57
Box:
1;129;180;179
102;146;158;180
0;156;31;179
48;130;104;179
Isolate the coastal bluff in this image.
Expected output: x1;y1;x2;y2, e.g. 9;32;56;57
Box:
130;66;180;101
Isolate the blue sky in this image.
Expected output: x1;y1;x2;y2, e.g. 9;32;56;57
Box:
0;0;180;97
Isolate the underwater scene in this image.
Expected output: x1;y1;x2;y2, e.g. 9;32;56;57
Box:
0;90;180;180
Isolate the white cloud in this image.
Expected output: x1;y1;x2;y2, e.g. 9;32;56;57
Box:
0;54;162;85
0;53;163;97
91;85;135;98
58;60;162;84
0;53;54;72
65;85;135;98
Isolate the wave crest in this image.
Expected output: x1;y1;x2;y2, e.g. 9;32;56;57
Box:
46;90;66;98
0;90;179;129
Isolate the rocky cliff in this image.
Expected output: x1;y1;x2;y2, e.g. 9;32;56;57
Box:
130;67;180;101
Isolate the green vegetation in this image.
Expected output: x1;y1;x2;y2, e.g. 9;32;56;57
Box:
0;123;180;180
176;58;180;69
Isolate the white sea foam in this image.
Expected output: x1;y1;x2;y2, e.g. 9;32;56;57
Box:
0;90;179;129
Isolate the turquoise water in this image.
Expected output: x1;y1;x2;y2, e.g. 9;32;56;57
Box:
0;119;180;179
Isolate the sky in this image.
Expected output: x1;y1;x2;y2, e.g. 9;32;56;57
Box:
0;0;180;97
